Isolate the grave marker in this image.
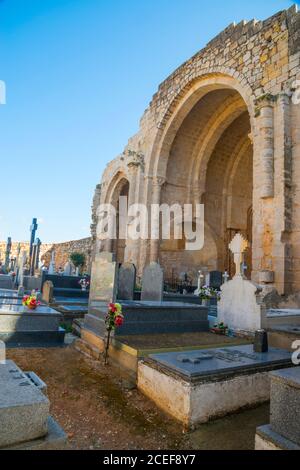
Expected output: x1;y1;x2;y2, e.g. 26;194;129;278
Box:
118;263;136;300
141;262;164;302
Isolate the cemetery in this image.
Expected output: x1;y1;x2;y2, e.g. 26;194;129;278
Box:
1;2;300;454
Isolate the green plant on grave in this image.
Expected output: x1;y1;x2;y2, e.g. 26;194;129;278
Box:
70;252;86;273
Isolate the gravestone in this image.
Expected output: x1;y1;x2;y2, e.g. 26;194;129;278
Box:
218;234;261;334
194;270;205;296
83;252;118;337
4;237;12;272
63;262;72;276
141;262;164;302
89;252;118;304
209;271;223;290
17;286;25;297
18;252;27;287
42;281;54;304
118;263;136;300
48;252;55;275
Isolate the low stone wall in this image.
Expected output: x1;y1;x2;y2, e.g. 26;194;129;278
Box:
42;238;92;273
0;242;52;261
0;238;92;274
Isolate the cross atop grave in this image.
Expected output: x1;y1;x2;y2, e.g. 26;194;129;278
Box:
29;218;38;259
229;233;249;278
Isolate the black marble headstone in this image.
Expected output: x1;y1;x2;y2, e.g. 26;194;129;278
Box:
209;271;223;289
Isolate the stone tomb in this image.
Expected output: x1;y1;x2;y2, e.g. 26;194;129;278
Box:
256;367;300;450
138;345;292;428
112;301;209;336
0;360;66;449
0;304;65;346
0;275;14;290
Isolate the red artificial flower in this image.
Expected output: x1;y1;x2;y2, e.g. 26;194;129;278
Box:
114;315;123;327
109;303;117;313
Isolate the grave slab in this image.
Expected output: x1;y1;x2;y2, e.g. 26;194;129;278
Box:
138;345;292;427
0;305;65;346
0;360;49;448
86;301;209;337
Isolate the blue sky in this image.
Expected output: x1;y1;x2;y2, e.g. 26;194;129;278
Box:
0;0;295;243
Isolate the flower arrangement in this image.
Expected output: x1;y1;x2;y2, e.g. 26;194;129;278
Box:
211;322;228;335
198;286;220;300
22;294;41;310
104;303;124;365
78;278;90;291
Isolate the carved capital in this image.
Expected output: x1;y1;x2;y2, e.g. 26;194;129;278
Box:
125;149;145;173
152;176;166;188
254;93;277;117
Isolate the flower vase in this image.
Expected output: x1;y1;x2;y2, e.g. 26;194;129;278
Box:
201;299;210;307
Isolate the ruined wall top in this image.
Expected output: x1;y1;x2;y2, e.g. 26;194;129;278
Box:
141;5;300;129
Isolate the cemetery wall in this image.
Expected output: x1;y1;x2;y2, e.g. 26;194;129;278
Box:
41;237;92;272
0;238;92;272
0;241;52;261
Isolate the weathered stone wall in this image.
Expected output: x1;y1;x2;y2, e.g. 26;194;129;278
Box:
0;238;92;273
0;241;52;262
41;238;92;272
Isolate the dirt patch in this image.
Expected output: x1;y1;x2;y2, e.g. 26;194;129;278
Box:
7;346;184;450
7;346;268;450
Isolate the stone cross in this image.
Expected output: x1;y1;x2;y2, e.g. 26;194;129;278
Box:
229;234;249;278
29;218;38;260
223;271;230;283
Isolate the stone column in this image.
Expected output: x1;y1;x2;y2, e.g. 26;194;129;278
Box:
124;153;144;266
252;93;292;294
252;95;276;286
273;92;293;294
149;176;165;263
257;96;275;199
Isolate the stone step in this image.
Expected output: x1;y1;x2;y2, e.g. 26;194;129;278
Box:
0;360;50;448
269;367;300;447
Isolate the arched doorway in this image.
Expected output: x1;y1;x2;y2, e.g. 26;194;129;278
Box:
155;84;253;281
109;177;129;264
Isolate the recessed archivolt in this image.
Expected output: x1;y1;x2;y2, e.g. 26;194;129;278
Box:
104;172;129;206
188;95;248;201
147;72;255;181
